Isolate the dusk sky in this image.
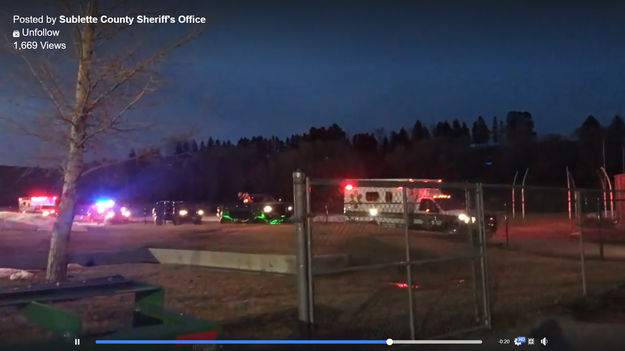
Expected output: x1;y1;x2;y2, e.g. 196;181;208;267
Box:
2;0;625;165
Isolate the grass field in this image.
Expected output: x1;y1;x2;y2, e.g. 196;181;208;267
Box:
1;215;625;344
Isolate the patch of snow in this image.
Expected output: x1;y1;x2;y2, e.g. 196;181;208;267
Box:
0;211;87;232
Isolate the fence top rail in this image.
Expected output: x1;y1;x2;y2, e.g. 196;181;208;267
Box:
308;178;478;189
483;184;625;192
307;178;617;193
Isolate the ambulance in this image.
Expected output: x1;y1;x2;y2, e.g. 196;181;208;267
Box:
343;179;497;234
18;195;59;216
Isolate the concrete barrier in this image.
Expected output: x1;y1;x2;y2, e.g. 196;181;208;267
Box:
148;248;348;274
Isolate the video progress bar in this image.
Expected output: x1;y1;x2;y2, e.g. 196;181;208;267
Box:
95;339;483;345
390;339;483;345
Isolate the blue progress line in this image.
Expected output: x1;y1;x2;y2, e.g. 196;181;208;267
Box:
96;340;388;345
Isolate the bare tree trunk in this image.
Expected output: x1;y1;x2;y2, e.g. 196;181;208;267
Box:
46;0;97;282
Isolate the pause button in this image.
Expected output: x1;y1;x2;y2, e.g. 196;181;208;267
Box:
74;338;80;345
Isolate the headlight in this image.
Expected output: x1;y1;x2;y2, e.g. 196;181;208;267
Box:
263;205;273;213
369;208;379;216
287;206;293;211
458;213;470;223
179;209;188;216
105;211;115;220
42;210;50;217
197;209;205;216
120;207;131;217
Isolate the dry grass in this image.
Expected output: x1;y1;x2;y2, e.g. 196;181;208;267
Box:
2;220;625;343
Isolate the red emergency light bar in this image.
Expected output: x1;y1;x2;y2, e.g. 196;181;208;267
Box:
25;195;58;205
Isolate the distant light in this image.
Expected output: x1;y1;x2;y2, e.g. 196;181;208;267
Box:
344;184;353;191
263;205;273;213
105;211;115;220
121;207;131;217
287;206;293;211
42;211;50;217
369;208;379;216
485;161;493;166
96;199;115;208
392;282;419;289
179;209;188;216
197;209;205;216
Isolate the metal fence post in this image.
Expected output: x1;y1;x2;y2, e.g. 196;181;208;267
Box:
504;203;510;249
402;186;416;339
566;167;572;220
465;187;480;324
596;197;604;260
521;168;529;220
475;183;491;328
575;191;587;296
293;170;311;335
511;171;518;219
305;177;315;325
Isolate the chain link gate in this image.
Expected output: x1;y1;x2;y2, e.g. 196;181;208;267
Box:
293;171;491;339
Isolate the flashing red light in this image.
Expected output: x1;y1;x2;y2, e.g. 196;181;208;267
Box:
392;282;419;289
344;184;354;191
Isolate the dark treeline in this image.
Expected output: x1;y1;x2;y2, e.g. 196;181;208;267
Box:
2;111;625;206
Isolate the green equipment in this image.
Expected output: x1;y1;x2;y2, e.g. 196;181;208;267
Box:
0;274;221;350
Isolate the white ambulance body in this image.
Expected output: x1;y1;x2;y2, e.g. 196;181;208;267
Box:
342;179;472;231
18;195;58;213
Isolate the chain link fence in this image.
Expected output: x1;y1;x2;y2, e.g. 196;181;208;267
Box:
477;185;625;331
293;174;625;340
294;174;491;339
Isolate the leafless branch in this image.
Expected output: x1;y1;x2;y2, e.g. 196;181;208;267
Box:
9;46;73;125
80;144;161;177
0;115;69;146
87;29;202;112
81;76;153;145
